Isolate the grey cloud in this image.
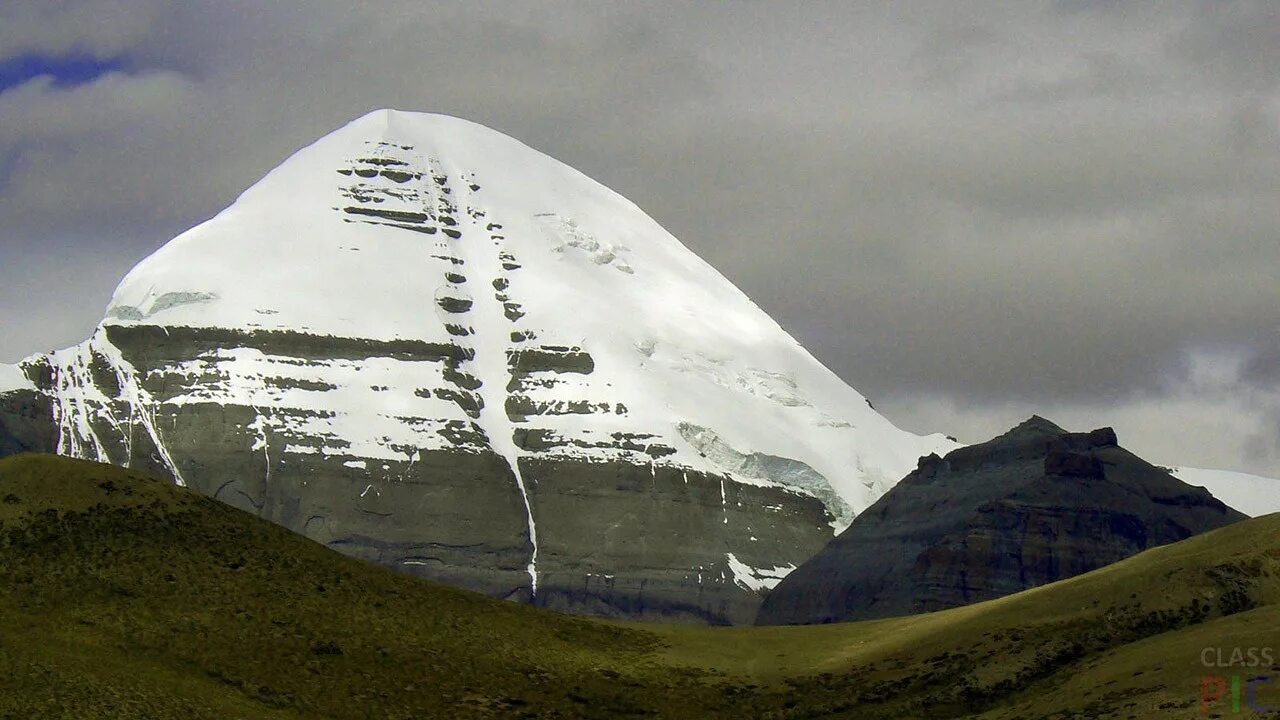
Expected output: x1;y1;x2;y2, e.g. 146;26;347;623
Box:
0;1;1277;477
1243;342;1280;387
1170;1;1280;92
0;0;173;57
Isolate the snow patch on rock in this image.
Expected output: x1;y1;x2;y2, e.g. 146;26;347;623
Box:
108;291;219;321
725;552;797;592
535;213;634;274
679;421;854;528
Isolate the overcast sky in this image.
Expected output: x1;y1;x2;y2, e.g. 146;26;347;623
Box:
1;1;1277;476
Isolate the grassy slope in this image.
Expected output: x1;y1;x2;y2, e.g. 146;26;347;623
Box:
1;453;1277;719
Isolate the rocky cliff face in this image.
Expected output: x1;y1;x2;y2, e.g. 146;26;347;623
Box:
0;384;54;458
756;416;1247;625
0;110;954;624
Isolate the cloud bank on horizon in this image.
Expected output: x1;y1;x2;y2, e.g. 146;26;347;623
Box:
0;1;1276;477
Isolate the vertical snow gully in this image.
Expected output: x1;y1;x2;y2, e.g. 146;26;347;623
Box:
437;157;540;597
494;429;540;596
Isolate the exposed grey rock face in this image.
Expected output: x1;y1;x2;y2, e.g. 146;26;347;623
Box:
756;416;1248;625
0;389;55;458
520;457;832;623
1;321;833;624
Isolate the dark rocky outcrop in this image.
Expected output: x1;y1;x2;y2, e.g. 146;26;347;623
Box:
756;416;1247;625
0;389;56;458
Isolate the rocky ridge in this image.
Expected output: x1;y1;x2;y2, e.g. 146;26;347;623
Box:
756;416;1248;625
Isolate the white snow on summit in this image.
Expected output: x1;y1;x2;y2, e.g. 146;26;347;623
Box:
726;552;796;592
78;109;957;530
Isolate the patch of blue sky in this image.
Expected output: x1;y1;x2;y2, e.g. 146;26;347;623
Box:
0;53;126;93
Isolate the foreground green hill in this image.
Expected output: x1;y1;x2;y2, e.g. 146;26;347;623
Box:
1;453;1277;719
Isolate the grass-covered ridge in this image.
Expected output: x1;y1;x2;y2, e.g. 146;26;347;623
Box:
1;453;1278;718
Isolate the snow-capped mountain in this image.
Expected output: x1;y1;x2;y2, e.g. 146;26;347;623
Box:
0;110;955;623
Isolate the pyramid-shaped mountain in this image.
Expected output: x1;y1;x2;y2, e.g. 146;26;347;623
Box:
0;110;954;624
756;416;1247;625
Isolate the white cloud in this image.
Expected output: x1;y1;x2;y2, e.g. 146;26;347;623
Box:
883;345;1280;477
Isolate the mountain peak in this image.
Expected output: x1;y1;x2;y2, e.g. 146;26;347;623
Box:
2;110;955;624
1004;414;1068;438
759;412;1244;625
